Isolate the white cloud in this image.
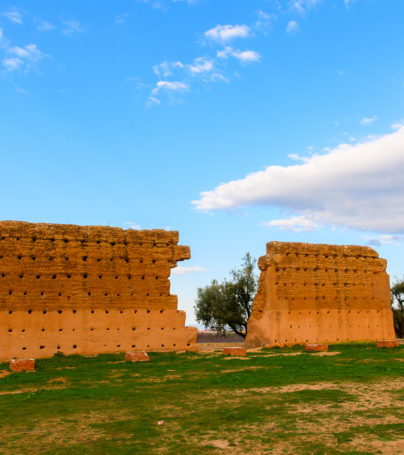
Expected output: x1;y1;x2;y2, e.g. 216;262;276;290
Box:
172;0;200;3
264;215;321;232
2;44;45;72
288;153;311;163
37;20;55;32
146;96;161;107
153;61;184;77
123;221;141;229
290;0;322;14
188;57;214;74
172;266;205;275
286;21;300;34
2;57;21;71
254;10;276;34
2;11;23;24
364;234;404;246
193;126;404;233
62;20;85;36
115;13;129;24
217;46;261;63
204;24;250;43
360;115;377;125
152;80;189;95
391;122;404;130
232;49;261;63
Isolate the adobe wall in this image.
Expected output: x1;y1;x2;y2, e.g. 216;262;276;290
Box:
245;242;396;347
0;221;197;361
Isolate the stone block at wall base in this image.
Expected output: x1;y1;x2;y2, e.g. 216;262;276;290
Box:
10;358;35;372
376;340;399;348
305;344;328;352
222;347;247;357
125;351;150;362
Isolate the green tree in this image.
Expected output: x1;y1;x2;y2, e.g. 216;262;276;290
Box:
194;253;258;338
391;279;404;338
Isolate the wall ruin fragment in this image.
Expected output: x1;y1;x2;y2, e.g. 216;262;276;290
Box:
245;242;396;347
0;221;197;361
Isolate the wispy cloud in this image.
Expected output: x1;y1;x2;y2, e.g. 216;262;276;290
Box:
115;13;129;25
146;96;161;107
193;126;404;233
153;60;184;78
290;0;322;14
264;215;321;232
2;11;23;25
286;20;300;33
151;80;189;95
123;221;141;229
254;10;276;34
217;46;261;63
172;266;205;275
62;20;85;36
0;27;6;45
360;115;377;125
392;122;404;130
36;20;55;32
188;56;214;74
204;24;250;43
364;234;404;247
2;44;46;72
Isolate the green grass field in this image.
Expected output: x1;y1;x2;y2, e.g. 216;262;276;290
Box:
0;344;403;454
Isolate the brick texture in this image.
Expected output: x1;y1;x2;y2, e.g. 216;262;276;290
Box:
246;242;396;347
376;340;399;348
125;351;150;362
0;221;197;361
10;358;35;372
305;344;328;352
222;347;247;356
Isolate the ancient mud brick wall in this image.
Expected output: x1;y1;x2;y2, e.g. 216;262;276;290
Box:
0;221;196;361
246;242;396;347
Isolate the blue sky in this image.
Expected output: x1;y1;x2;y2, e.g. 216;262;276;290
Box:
1;0;404;324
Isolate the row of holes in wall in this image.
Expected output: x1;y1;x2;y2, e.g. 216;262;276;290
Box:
6;327;177;332
286;323;380;329
0;236;174;247
271;336;377;343
0;256;164;264
280;252;378;260
16;342;191;351
275;281;371;287
274;267;378;274
5;308;179;315
285;309;380;314
276;296;374;301
1;273;163;280
0;289;167;300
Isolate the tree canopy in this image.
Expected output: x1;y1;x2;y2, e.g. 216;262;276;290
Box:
194;253;258;338
391;279;404;338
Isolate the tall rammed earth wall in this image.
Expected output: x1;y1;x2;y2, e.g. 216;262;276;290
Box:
245;242;396;347
0;221;197;361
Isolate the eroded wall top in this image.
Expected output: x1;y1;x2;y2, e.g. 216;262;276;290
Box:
0;220;190;311
246;241;395;347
